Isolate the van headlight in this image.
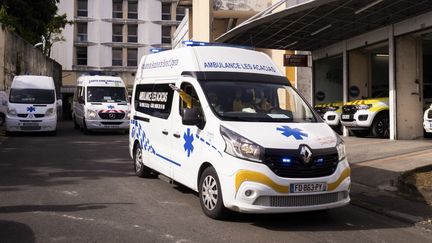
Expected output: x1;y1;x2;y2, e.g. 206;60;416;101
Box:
220;126;263;162
87;109;97;120
127;111;131;119
45;108;55;117
336;136;346;161
7;108;17;116
356;104;372;110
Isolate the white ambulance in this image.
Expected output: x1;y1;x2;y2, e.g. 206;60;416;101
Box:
424;105;432;133
72;75;130;134
6;75;58;134
129;43;350;219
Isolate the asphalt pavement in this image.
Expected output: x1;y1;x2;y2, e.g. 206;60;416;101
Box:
0;122;432;242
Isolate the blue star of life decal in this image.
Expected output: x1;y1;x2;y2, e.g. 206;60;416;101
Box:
108;105;115;109
27;106;36;112
183;128;194;157
277;126;308;140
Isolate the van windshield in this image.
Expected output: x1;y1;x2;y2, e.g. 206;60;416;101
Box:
87;87;127;103
201;81;317;123
9;89;55;104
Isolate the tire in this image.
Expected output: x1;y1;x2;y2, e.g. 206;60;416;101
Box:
351;130;369;137
372;113;390;138
82;118;90;135
48;130;57;136
199;166;229;219
0;113;5;126
5;130;13;136
133;145;152;178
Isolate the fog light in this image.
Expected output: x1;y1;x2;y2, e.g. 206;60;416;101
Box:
245;190;253;197
358;115;368;121
327;115;336;120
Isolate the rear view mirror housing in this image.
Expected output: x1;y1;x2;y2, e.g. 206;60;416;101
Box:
182;107;205;129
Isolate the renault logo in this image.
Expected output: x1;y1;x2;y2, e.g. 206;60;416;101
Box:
109;113;116;119
299;145;313;164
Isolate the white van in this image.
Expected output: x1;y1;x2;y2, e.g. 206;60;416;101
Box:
129;44;350;219
0;91;7;126
424;105;432;133
72;75;130;134
6;75;57;134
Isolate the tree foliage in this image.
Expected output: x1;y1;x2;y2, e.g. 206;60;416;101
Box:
0;0;71;56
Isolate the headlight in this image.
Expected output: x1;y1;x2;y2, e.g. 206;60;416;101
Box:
127;111;131;119
45;108;55;117
336;136;346;161
87;110;97;120
7;108;17;116
356;104;372;110
220;126;263;162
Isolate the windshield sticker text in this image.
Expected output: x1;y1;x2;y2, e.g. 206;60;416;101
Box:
203;62;277;73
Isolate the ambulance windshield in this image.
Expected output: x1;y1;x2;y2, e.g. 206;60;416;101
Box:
87;87;127;103
9;89;55;104
202;81;317;123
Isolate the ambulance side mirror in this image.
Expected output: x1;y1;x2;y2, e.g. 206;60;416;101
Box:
182;107;204;129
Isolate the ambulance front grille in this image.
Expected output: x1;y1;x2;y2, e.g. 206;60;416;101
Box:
99;112;125;120
253;192;347;207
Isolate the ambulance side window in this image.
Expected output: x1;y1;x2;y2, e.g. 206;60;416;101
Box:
134;83;174;119
179;82;202;117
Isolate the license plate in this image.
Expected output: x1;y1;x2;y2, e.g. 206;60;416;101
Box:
342;114;350;120
290;183;327;193
22;123;39;126
104;125;119;129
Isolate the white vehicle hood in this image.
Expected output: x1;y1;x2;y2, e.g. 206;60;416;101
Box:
9;103;54;116
221;122;338;150
88;103;130;113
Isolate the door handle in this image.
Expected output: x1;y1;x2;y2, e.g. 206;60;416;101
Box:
173;133;181;138
162;130;168;135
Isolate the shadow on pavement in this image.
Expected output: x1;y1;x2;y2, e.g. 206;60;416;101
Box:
0;203;133;214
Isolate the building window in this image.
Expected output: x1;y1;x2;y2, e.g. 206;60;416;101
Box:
112;24;123;42
112;48;123;66
77;0;88;17
113;0;123;18
162;26;171;44
76;23;88;42
128;25;137;43
162;3;171;20
127;48;138;66
76;47;87;65
176;6;186;21
128;0;138;19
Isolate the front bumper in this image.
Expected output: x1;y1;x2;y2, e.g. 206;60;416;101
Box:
6;115;56;132
85;119;129;130
219;158;351;213
424;119;432;133
341;110;374;129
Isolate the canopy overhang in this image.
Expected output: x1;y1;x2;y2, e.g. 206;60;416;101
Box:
216;0;432;51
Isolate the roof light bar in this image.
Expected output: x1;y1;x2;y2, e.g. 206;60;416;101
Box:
310;24;332;36
150;48;163;53
181;40;254;50
355;0;384;15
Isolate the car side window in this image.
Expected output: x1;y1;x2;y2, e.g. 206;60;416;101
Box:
134;83;174;119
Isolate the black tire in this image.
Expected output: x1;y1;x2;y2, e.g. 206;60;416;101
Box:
372;113;390;138
351;129;369;137
48;130;57;136
82;118;90;135
5;130;13;136
134;145;152;178
198;166;229;219
0;113;5;126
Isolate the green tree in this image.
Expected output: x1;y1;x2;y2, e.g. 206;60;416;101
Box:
0;0;70;56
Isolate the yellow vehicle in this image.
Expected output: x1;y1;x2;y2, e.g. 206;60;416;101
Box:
340;97;389;138
314;102;343;134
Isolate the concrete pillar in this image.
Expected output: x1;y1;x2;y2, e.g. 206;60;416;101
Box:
348;50;369;100
389;26;396;140
343;41;349;136
395;35;423;139
192;0;211;42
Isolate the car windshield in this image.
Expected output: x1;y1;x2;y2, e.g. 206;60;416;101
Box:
87;87;127;103
201;81;317;123
9;89;55;104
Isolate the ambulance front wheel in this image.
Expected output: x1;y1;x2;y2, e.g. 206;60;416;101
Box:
199;166;229;219
134;145;152;178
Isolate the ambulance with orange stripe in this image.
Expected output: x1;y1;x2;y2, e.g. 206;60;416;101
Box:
340;97;389;138
129;42;351;219
72;75;130;134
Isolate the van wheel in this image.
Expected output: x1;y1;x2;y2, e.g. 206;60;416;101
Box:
82;118;90;135
134;145;152;178
48;130;57;136
372;113;389;138
0;113;5;126
199;166;229;219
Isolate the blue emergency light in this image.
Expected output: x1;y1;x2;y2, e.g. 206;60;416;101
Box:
282;157;292;164
150;48;163;53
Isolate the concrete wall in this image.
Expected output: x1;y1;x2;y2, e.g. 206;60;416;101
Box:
0;25;62;93
192;0;211;41
348;50;369;100
396;35;423;139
